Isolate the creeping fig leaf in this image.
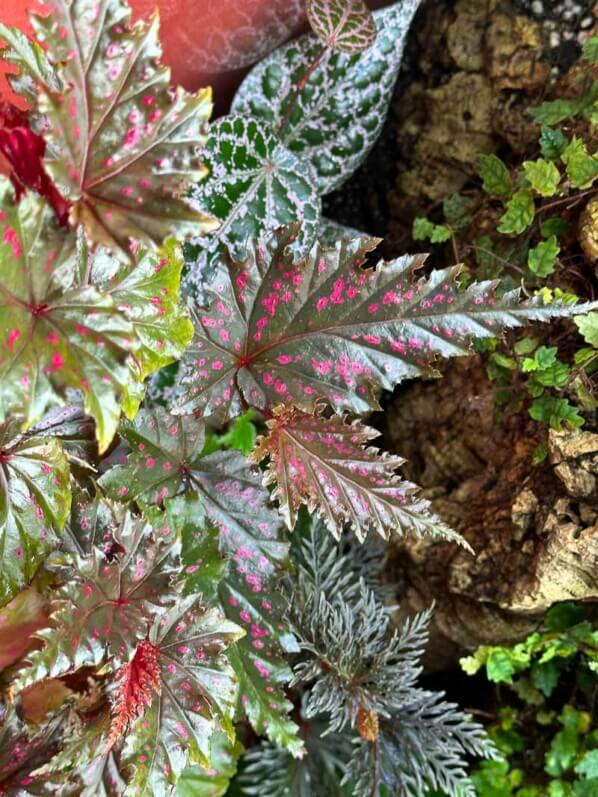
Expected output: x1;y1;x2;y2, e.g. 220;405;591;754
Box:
122;597;242;795
0;421;70;606
184;115;321;300
307;0;377;53
174;227;596;421
25;0;218;254
11;504;181;693
232;0;423;194
252;407;466;547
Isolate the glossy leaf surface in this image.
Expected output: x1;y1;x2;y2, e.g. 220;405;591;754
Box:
27;0;217;254
175;228;596;421
0;421;70;606
122;597;242;795
12;504;181;692
253;407;466;546
184;115;321;300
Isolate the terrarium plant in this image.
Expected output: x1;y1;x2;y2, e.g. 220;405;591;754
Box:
0;0;596;795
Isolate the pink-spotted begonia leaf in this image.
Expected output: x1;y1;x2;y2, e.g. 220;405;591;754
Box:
0;179;135;452
307;0;377;53
0;707;64;795
34;709;127;796
99;408;303;754
0;420;70;607
0;180;194;452
174;227;597;421
11;503;181;694
18;0;218;255
121;597;242;795
252;406;467;547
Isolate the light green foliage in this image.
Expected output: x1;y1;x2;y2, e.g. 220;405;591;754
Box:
462;603;598;797
498;190;535;234
529;396;584;430
412;217;452;243
575;314;598;348
561;138;598;188
477;153;512;196
523;159;561;197
528;236;560;277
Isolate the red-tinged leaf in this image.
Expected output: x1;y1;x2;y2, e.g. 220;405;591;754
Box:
19;679;73;726
34;710;127;797
174;227;597;420
99;409;302;754
0;104;70;224
0;179;135;452
122;596;243;795
307;0;377;53
0;420;71;606
252;406;467;546
0;707;63;795
11;503;181;694
25;0;218;255
106;638;161;751
0;588;48;672
27;404;98;467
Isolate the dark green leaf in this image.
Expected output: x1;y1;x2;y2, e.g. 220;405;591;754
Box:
477;153;512;197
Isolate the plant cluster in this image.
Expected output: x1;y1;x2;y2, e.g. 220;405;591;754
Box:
0;1;595;795
460;603;598;797
412;36;598;452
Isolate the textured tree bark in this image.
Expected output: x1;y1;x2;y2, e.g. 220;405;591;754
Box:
383;358;598;668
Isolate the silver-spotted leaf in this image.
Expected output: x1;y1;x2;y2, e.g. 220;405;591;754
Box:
0;180;135;452
11;504;181;693
307;0;377;53
252;407;466;547
184;115;321;301
174;228;597;420
122;597;242;795
232;0;423;194
26;0;217;254
0;421;70;606
99;408;302;754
